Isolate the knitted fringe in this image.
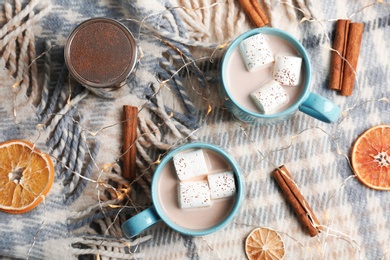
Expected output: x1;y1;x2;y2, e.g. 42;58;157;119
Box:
0;0;51;108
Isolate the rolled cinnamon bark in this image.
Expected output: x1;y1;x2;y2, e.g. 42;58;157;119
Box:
239;0;269;27
341;23;364;96
273;165;321;237
250;0;269;26
123;105;138;181
329;19;350;90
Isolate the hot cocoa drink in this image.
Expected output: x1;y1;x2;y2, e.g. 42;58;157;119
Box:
157;149;237;230
225;34;305;114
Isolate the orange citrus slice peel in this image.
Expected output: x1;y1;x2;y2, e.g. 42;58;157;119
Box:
245;227;285;260
0;140;55;214
351;125;390;190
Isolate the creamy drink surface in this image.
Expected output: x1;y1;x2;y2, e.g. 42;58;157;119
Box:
157;149;236;230
225;34;305;113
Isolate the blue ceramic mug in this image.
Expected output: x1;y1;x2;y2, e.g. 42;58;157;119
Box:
121;142;245;238
219;27;341;125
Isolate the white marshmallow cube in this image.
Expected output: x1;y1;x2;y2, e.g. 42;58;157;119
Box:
250;80;289;114
207;171;236;199
173;149;209;181
178;180;211;209
273;54;302;86
239;33;274;72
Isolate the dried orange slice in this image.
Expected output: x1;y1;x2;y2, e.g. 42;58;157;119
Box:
245;227;285;260
351;125;390;190
0;140;54;214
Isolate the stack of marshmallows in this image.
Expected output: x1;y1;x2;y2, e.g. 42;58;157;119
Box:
239;33;303;114
173;149;236;209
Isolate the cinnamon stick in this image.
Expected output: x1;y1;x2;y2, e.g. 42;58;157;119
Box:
273;165;321;237
341;22;364;96
329;19;350;90
239;0;269;27
123;105;138;181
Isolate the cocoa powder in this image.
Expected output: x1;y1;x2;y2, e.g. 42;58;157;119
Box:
65;18;137;88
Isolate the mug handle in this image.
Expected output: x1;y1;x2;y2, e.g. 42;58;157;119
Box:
298;92;341;123
121;206;161;238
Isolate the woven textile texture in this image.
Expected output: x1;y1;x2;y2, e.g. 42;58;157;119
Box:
0;0;390;259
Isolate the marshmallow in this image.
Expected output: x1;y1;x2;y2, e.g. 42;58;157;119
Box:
250;80;289;114
178;180;211;209
273;54;303;86
207;171;236;199
173;149;209;181
239;33;274;72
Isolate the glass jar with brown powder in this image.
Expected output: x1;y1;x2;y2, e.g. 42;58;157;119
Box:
65;17;138;89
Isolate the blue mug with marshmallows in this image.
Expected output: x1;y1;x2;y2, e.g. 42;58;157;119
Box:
219;27;341;125
121;142;245;238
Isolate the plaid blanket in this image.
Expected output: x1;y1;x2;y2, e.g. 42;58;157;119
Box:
0;0;389;259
